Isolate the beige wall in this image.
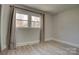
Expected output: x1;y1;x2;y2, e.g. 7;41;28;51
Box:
45;13;54;41
16;28;40;46
53;7;79;47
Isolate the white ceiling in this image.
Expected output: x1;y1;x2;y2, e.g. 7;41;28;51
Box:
25;4;79;14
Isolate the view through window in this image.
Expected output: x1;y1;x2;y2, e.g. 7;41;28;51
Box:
16;13;40;28
31;16;40;28
16;13;28;28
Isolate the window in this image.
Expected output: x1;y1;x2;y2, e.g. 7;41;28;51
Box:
16;13;28;28
16;13;41;28
31;16;40;28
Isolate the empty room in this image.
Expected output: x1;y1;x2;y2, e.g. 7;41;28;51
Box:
0;4;79;55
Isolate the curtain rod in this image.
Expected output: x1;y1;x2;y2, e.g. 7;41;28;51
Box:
10;5;44;15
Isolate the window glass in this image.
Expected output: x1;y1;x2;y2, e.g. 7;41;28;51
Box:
16;20;28;28
16;13;28;20
31;16;40;28
31;16;40;21
16;13;41;28
16;13;28;28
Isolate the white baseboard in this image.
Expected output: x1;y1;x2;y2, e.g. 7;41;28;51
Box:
16;40;40;47
45;37;79;48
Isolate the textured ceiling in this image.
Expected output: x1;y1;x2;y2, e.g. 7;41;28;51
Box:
24;4;79;14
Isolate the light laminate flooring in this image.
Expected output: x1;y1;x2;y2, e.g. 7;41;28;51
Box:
2;40;79;55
